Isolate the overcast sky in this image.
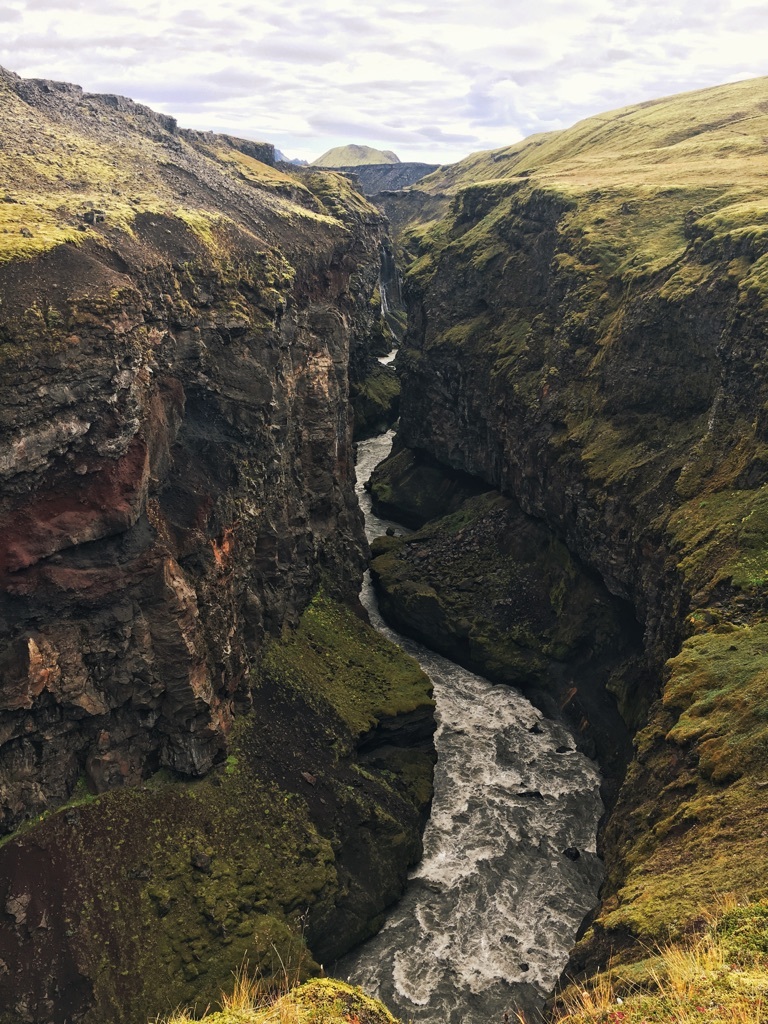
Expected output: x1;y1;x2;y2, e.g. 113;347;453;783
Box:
1;0;766;164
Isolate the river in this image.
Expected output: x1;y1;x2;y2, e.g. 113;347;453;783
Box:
338;430;605;1024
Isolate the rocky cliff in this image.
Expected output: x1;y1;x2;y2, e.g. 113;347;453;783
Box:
373;76;768;975
333;163;442;197
0;67;434;1023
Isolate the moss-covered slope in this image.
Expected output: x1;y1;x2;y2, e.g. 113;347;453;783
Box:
381;74;768;976
167;977;402;1024
0;595;434;1024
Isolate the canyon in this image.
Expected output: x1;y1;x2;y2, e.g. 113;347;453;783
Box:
1;63;768;1024
371;76;768;985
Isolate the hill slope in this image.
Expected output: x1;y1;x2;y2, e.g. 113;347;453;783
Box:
312;143;400;166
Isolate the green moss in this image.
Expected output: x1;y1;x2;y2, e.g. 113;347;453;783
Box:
302;171;379;225
368;447;488;528
351;364;400;440
0;746;330;1024
261;592;433;738
718;901;768;963
669;485;768;596
663;624;768;783
312;145;399;167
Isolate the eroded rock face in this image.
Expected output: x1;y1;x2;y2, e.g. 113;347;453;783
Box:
0;66;437;1024
0;222;378;826
0;71;387;832
369;488;643;782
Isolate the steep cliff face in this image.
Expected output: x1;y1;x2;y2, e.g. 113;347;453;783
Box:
379;77;768;969
0;68;435;1022
0;66;384;827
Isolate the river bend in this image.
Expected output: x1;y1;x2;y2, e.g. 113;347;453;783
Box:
339;431;605;1024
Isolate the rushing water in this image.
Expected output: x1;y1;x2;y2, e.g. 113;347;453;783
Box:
339;431;605;1024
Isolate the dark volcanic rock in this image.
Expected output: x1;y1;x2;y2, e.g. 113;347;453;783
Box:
369;445;490;528
0;71;388;830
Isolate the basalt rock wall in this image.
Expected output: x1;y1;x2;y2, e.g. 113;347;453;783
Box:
383;78;768;971
0;67;438;1023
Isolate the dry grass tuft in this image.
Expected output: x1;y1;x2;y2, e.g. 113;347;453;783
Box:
524;903;768;1024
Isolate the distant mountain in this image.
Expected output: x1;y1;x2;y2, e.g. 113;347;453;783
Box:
312;144;400;167
274;148;308;165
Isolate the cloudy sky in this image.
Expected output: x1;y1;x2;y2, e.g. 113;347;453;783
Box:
1;0;766;164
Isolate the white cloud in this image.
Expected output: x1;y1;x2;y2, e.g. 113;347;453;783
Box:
1;0;767;163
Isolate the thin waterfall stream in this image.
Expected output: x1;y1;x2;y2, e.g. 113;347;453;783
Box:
339;430;605;1023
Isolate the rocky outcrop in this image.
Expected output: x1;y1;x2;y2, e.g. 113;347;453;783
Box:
379;77;768;971
369;488;643;781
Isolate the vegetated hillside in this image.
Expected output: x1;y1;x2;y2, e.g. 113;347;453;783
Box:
0;66;434;1023
375;75;768;981
312;144;400;167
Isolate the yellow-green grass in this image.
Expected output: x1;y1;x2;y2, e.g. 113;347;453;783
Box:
399;77;768;296
668;486;768;598
160;976;400;1024
312;144;399;167
546;902;768;1024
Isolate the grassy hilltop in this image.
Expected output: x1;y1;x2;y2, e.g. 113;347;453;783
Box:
394;76;768;294
312;144;400;167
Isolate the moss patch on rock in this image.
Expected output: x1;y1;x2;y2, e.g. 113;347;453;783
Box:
351;363;400;440
167;977;402;1024
261;591;434;739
